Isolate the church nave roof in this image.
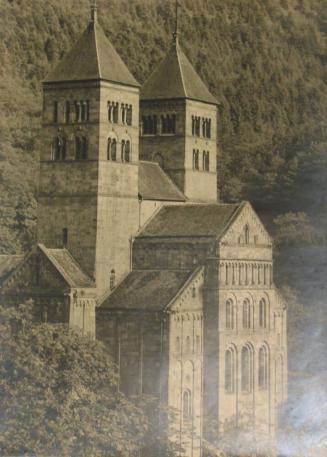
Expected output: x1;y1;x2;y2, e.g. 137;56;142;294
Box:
138;161;186;202
137;202;243;239
100;269;193;311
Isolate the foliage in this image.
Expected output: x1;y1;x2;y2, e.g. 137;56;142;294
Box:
203;417;275;457
0;301;176;457
273;212;316;248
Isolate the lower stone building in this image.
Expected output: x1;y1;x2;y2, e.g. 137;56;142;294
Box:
0;5;287;457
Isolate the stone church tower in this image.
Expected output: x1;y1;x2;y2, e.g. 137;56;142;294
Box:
0;4;287;457
140;28;218;202
39;4;140;295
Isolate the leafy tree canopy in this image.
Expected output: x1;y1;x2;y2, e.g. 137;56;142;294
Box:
0;301;175;457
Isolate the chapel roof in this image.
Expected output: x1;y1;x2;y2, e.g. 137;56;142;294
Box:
137;202;243;238
44;10;139;87
38;244;94;288
138;161;186;202
141;38;217;105
100;269;193;311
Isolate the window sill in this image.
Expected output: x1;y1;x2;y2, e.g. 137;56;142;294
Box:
109;121;132;127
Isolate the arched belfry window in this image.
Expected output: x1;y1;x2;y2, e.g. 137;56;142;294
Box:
75;136;88;160
258;345;269;390
226;299;234;329
202;118;206;137
52;136;66;161
113;103;119;123
202;151;210;171
193;149;199;170
241;345;253;393
182;389;192;421
64;101;70;123
259;298;267;328
75;101;81;122
107;137;117;161
108;102;114;122
124;140;131;162
242;298;252;329
126;105;132;126
225;348;235;393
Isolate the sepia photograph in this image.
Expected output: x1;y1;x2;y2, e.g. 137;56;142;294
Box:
0;0;326;456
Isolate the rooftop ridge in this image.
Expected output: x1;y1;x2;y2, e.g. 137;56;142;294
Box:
93;22;102;80
38;244;75;287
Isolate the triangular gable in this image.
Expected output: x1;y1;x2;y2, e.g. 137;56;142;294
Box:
1;248;68;295
219;201;271;246
166;265;204;313
38;244;94;288
1;245;94;295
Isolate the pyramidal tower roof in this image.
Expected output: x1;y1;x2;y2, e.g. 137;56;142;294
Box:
141;5;216;105
45;3;139;87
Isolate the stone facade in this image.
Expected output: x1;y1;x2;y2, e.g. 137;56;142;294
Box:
140;95;218;203
0;9;287;457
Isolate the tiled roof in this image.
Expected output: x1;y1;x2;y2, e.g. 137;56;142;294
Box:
141;39;217;105
0;255;24;285
138;203;242;238
45;20;139;87
100;269;192;311
139;161;186;201
38;245;94;288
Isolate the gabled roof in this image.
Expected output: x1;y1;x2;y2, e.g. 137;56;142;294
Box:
141;39;217;105
38;244;94;288
139;161;186;202
45;19;139;87
137;203;242;238
0;255;24;285
100;269;193;311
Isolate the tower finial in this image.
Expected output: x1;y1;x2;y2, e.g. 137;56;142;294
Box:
91;0;98;23
173;0;180;44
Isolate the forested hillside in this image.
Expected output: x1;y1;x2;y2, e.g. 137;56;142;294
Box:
0;1;326;454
